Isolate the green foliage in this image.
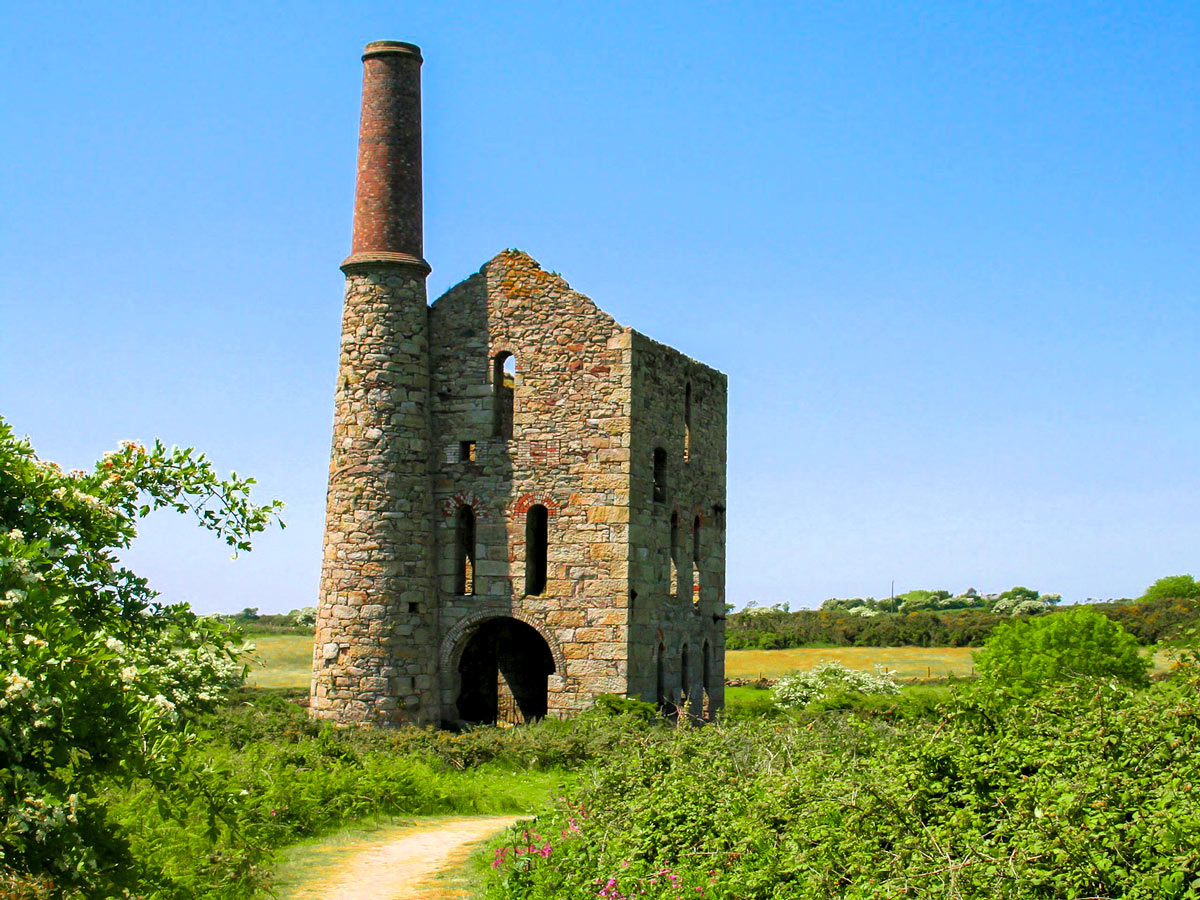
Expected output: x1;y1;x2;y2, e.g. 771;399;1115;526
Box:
589;693;658;721
772;661;898;709
0;418;283;897
974;606;1151;690
1141;574;1200;603
483;665;1200;900
728;592;1194;651
725;605;1007;649
101;689;632;897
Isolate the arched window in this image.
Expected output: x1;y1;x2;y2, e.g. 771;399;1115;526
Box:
493;352;515;439
669;512;679;600
652;447;667;503
455;505;476;595
525;504;548;595
692;515;702;609
684;382;692;463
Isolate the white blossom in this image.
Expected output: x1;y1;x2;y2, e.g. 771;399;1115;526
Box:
5;672;33;697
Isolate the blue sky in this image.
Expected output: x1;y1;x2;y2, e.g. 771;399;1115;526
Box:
2;1;1198;613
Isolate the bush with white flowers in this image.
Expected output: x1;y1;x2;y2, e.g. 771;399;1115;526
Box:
772;661;900;709
0;417;282;897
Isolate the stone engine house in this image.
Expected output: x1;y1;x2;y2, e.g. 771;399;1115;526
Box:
310;41;727;727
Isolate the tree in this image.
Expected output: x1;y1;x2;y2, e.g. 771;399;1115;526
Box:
991;586;1061;616
0;418;283;896
1140;574;1200;603
973;606;1150;691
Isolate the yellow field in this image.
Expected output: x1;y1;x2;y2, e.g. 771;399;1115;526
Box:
240;634;1169;690
243;634;313;689
727;646;978;681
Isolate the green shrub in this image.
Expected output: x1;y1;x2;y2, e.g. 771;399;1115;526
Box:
483;663;1200;900
1141;574;1200;603
974;606;1150;690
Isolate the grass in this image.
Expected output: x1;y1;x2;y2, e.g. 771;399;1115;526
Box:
243;634;313;689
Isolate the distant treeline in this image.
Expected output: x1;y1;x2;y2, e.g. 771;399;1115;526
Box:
725;595;1200;649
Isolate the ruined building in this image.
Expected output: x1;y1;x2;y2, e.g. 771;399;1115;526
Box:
310;41;727;727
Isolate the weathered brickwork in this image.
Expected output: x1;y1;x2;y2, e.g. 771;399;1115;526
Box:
311;41;727;727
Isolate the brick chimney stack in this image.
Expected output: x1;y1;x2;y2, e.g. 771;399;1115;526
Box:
344;40;428;272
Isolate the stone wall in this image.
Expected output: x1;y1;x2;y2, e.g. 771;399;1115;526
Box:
428;249;637;722
311;264;441;725
628;332;728;715
312;249;727;726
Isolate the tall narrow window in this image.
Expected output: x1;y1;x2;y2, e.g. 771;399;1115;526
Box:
653;447;667;503
493;352;515;439
656;642;667;712
684;382;692;463
455;506;476;595
681;644;690;705
702;639;712;715
525;504;548;595
691;515;702;610
669;512;679;599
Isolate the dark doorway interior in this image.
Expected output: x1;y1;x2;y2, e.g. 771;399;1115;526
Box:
456;617;555;725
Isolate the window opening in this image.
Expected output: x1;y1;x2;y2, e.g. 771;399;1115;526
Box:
702;640;712;717
691;515;701;610
455;506;476;595
459;440;477;462
656;642;667;713
669;512;679;600
684;382;692;463
652;447;667;503
681;644;690;709
493;352;515;439
525;504;548;595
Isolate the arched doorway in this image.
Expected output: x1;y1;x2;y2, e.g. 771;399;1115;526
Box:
456;617;555;725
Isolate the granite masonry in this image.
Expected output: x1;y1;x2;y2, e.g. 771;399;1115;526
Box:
311;41;727;727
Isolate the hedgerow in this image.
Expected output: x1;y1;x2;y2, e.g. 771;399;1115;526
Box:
484;663;1200;900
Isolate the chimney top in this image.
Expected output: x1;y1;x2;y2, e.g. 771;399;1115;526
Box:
342;39;430;275
363;41;422;61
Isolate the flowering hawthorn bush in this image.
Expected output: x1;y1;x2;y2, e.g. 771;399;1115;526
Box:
771;660;899;709
0;417;283;897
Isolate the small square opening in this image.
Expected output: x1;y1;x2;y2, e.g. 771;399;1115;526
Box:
459;440;477;462
408;602;419;614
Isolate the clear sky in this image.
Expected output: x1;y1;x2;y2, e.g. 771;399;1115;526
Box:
2;1;1198;614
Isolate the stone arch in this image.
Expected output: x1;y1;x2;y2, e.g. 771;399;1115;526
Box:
439;609;567;676
441;612;563;725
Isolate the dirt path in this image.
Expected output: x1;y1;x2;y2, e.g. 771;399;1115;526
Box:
280;815;524;900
